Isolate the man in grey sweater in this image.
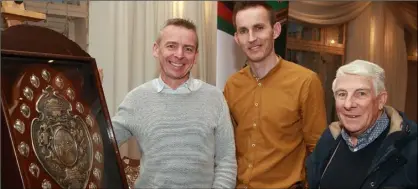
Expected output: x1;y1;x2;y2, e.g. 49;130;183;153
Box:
111;18;237;188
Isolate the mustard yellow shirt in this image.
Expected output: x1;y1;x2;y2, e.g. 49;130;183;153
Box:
224;57;327;189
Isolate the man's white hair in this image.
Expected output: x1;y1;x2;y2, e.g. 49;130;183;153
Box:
332;59;386;94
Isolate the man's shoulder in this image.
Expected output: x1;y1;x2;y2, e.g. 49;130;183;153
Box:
198;81;224;96
313;122;342;153
398;111;417;149
224;66;251;87
399;111;418;133
307;126;338;163
281;59;317;78
125;79;156;97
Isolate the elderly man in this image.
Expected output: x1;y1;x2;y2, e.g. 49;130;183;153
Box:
111;18;237;188
306;60;417;189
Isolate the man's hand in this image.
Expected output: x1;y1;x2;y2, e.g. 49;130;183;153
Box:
99;68;104;83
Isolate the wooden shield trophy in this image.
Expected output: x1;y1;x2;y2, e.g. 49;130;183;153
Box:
1;2;129;189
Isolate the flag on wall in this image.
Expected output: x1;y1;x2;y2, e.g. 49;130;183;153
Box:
216;1;289;90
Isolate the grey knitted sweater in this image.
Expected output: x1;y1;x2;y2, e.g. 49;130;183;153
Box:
111;79;237;188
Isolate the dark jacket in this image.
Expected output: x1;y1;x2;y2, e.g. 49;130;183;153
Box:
306;106;417;189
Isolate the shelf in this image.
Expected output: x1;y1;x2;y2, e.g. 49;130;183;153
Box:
287;38;345;55
408;56;417;62
1;3;46;22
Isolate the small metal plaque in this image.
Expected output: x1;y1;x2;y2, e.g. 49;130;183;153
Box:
41;69;51;82
41;179;51;189
18;142;29;157
20;103;30;118
23;87;34;101
66;87;75;101
14;119;25;134
29;163;40;178
30;74;40;88
54;76;64;89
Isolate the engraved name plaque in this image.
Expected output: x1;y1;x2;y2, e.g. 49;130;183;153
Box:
1;25;129;189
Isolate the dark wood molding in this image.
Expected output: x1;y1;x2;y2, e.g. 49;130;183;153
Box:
287;38;345;55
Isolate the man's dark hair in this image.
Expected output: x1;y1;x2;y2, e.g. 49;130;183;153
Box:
232;1;276;29
157;18;199;50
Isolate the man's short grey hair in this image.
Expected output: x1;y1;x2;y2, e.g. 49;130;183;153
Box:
332;59;386;95
156;18;199;50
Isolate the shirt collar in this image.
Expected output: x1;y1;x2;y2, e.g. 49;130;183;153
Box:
154;74;201;93
247;56;282;80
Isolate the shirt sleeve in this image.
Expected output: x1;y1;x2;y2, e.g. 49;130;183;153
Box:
223;82;237;128
111;92;135;147
300;72;328;153
212;96;237;188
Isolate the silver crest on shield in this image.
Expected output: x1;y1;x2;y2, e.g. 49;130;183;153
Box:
31;86;94;189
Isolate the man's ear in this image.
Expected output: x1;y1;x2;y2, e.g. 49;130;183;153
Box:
193;50;199;65
378;91;388;110
273;22;282;39
152;42;159;58
234;32;239;45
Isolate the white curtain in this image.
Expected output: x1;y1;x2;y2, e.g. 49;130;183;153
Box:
289;1;416;31
88;1;217;160
345;2;408;111
289;1;371;25
392;1;417;31
289;1;417;111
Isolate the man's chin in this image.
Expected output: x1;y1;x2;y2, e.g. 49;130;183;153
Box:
169;72;190;80
248;57;265;63
343;125;364;136
246;54;266;62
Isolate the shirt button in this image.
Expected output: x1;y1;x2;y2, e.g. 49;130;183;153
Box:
248;164;253;168
257;83;262;87
251;143;256;147
253;123;256;127
254;103;258;107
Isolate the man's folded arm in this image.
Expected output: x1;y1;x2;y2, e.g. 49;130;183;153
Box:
111;94;136;147
212;97;237;188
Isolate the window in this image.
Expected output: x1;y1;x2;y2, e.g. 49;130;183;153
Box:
50;0;81;6
286;20;347;124
23;1;89;51
288;22;321;41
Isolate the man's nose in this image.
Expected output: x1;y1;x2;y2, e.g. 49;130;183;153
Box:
248;31;257;43
343;96;357;110
174;48;184;59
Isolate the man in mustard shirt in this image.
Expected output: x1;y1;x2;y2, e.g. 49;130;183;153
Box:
223;2;327;188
